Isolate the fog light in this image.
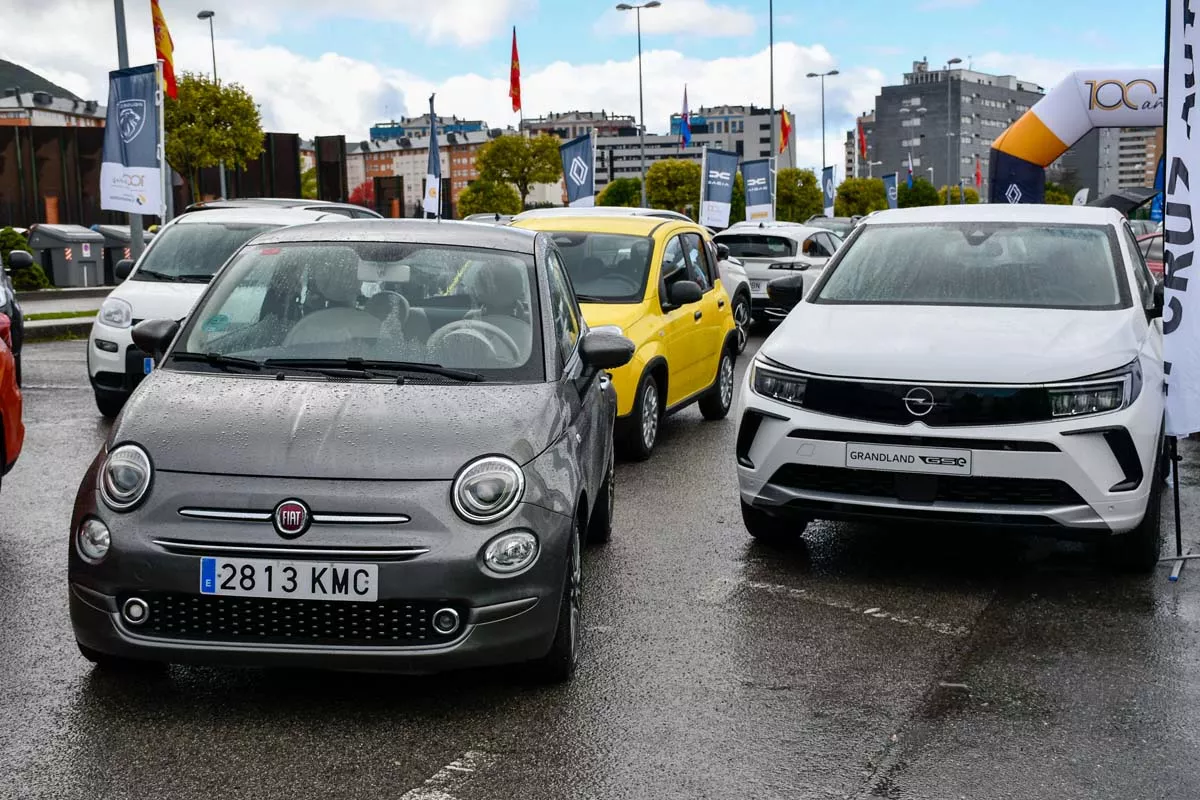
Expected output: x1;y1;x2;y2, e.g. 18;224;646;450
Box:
76;518;111;564
94;339;119;353
431;607;460;635
482;530;539;575
121;597;149;626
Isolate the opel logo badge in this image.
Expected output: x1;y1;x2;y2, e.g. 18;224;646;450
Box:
273;499;311;539
903;387;936;417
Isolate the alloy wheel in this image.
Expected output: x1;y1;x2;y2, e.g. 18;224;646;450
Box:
568;524;582;666
719;353;735;409
733;299;750;353
641;381;659;450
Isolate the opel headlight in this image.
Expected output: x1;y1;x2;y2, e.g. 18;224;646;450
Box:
99;297;133;329
1047;360;1142;418
100;444;153;511
452;456;524;524
751;362;807;407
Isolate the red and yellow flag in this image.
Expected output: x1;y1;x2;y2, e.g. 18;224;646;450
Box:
151;0;178;99
779;108;792;153
509;27;521;113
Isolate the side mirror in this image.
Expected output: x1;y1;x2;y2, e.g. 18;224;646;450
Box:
115;259;135;281
1152;279;1165;319
579;331;635;371
666;279;703;308
766;273;807;312
131;318;180;362
0;313;10;350
7;250;32;271
716;243;731;261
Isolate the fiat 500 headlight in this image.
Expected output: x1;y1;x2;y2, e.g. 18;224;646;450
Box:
100;444;153;511
98;297;133;329
452;456;525;524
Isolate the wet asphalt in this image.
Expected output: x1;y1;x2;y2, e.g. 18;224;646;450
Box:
3;338;1200;799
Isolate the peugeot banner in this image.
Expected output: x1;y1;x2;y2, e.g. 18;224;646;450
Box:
100;64;162;215
821;166;835;218
882;172;899;209
700;148;739;228
741;158;773;222
560;133;595;207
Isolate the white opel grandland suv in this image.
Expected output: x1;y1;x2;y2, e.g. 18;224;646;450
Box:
736;205;1167;572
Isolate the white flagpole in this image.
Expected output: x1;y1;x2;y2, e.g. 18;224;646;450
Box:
770;156;777;221
699;145;708;222
591;127;597;205
156;59;167;223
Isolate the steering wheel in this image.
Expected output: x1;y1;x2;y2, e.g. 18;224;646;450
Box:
427;319;521;363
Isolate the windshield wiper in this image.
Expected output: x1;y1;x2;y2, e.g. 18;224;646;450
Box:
176;273;215;283
172;351;263;371
264;357;485;382
132;269;179;282
574;294;609;303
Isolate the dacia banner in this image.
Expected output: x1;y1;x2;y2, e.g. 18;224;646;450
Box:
741;158;773;221
821;166;835;217
560;133;595;207
882;173;899;210
699;148;739;228
100;65;161;215
1165;0;1200;436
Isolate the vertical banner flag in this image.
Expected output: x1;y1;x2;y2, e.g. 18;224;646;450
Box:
883;173;899;209
150;0;177;100
699;149;739;228
1165;0;1200;435
821;166;835;218
100;65;162;214
560;133;595;207
906;152;914;189
858;118;867;160
1150;154;1165;222
680;85;691;148
509;27;521;113
741;158;773;221
779;109;792;153
1072;188;1091;205
959;179;966;204
974;158;983;191
423;94;441;217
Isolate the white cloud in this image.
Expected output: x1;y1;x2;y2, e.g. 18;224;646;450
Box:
598;0;756;38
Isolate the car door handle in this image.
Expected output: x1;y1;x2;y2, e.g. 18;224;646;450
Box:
694;310;703;321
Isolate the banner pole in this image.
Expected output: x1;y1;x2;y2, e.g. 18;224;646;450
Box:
770;156;777;221
699;146;708;223
591;127;597;206
156;60;167;224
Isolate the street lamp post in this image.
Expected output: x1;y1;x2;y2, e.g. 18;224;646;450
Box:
944;56;962;203
899;106;926;178
198;10;226;200
926;167;935;185
867;160;882;178
806;69;839;172
616;1;661;208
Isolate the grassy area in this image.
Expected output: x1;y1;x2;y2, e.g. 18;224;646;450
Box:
25;310;97;321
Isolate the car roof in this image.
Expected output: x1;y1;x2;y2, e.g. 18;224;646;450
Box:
252;218;540;253
511;214;695;236
184;198;382;217
861;204;1127;226
511;206;691;221
715;224;829;240
166;207;338;226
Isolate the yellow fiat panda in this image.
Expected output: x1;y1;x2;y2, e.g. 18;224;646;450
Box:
511;214;737;460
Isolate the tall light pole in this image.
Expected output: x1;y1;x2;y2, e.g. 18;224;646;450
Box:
806;69;839;172
768;0;775;159
944;56;962;203
198;10;226;200
616;1;661;207
867;160;882;177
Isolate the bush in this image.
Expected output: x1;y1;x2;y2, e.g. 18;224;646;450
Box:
0;226;31;269
0;226;49;290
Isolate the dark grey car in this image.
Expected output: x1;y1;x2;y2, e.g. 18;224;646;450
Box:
69;220;634;682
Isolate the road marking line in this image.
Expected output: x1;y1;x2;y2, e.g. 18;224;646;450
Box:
399;750;493;800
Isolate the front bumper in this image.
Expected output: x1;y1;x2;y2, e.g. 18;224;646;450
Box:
87;320;148;396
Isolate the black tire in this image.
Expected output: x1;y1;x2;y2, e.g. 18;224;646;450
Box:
1103;446;1164;574
732;293;751;355
94;389;127;419
699;347;735;421
741;500;809;546
587;454;615;545
77;642;165;672
618;371;661;461
530;514;582;684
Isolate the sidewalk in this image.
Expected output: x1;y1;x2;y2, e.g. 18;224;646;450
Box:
17;287;109;342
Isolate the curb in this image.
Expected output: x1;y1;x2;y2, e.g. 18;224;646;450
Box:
16;287;112;303
24;318;93;343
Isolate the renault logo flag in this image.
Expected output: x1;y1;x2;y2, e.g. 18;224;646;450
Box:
882;173;899;209
699;148;739;228
741;158;773;221
100;65;161;215
822;166;836;218
560;133;595;207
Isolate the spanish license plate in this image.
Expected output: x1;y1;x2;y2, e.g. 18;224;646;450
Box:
845;443;972;476
199;556;378;602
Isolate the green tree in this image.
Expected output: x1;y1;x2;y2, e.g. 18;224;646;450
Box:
835;177;888;216
165;73;264;201
597;177;641;207
898;178;940;208
300;166;318;199
476;135;563;205
730;172;746;225
457;180;523;217
646;159;701;217
1044;181;1072;205
776;168;823;222
0;226;47;290
937;185;981;204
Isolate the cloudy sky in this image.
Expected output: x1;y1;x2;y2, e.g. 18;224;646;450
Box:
0;0;1166;172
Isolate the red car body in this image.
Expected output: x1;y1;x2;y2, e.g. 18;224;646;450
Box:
0;313;23;481
1138;232;1164;279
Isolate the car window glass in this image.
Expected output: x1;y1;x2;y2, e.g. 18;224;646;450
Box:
1122;226;1154;307
661;235;687;282
133;222;278;282
805;236;833;259
682;233;713;291
714;234;797;258
1147;237;1164;262
545;249;581;366
549;232;653;303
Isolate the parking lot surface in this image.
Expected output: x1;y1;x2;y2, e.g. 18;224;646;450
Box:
3;339;1200;799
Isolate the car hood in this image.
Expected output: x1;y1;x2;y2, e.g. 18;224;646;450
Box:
580;302;648;334
112;371;567;480
761;303;1143;383
110;279;209;321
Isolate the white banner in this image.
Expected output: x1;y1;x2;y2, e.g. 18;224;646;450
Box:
700;200;730;228
1165;0;1200;436
100;163;161;215
745;204;772;221
423;173;440;216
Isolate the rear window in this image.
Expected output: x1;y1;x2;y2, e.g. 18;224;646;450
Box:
714;234;797;259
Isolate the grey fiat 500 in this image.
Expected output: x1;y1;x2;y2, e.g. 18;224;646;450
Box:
68;220;634;683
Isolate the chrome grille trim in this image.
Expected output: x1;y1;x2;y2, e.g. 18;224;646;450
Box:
178;509;272;522
152;539;430;560
177;509;410;525
311;514;411;525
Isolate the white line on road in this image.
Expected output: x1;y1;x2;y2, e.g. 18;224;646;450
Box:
399;750;494;800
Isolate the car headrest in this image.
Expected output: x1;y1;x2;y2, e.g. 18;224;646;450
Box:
308;248;361;305
469;259;526;312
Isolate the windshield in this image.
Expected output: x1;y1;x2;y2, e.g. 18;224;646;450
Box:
815;222;1130;310
133;221;278;282
714;234;798;259
175;241;543;382
545;231;653;303
810;219;854;236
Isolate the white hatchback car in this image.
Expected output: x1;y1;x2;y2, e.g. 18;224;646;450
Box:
714;223;841;323
736;205;1166;571
88;207;336;417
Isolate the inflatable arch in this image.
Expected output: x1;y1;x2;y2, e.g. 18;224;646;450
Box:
988;69;1164;204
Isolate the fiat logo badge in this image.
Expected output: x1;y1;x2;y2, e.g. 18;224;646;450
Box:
273;499;311;539
903;387;936;417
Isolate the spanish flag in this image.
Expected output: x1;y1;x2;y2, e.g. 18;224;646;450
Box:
779;108;792;154
151;0;178;99
509;27;521;114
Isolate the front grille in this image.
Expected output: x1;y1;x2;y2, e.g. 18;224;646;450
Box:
802;377;1051;427
771;464;1086;507
124;593;465;647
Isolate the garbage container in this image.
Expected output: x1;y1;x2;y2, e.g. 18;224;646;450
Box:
94;225;154;285
26;224;106;287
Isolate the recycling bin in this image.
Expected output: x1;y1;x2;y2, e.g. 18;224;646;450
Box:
26;224;106;287
94;225;154;285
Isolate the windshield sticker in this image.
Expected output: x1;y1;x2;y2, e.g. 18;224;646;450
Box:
259;247;282;256
202;314;230;333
